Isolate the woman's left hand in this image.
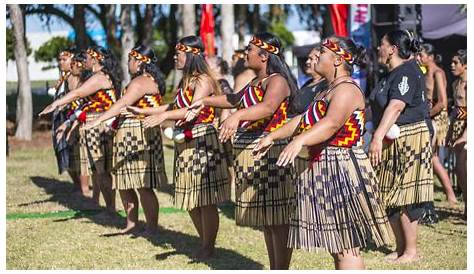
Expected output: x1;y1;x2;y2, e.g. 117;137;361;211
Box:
277;138;304;167
368;136;383;166
218;113;240;143
144;113;167;128
83;119;101;131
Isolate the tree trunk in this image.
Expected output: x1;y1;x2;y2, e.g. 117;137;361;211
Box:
10;4;32;140
120;4;134;87
220;4;234;65
142;4;155;45
236;4;246;48
103;5;120;57
182;4;196;36
73;5;88;50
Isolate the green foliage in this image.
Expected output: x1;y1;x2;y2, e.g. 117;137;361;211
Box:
151;29;169;63
6;27;32;61
269;20;295;49
34;36;74;70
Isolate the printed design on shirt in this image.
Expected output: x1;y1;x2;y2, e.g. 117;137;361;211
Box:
398;76;410;96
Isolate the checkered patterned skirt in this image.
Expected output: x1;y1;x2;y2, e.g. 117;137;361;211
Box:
432;109;449;149
79;112;113;176
374;121;433;208
112;118;167;190
173;123;230;211
288;147;392;253
233;129;295;227
446;118;466;147
68;124;82;175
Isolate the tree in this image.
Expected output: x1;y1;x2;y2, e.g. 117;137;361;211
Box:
6;27;32;62
73;4;88;49
220;4;234;64
34;36;74;70
9;4;32;140
120;4;134;87
182;4;196;36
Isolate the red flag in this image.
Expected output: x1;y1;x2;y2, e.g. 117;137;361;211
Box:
200;4;215;56
329;4;349;37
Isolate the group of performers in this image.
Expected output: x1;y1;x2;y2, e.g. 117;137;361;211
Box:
39;29;467;270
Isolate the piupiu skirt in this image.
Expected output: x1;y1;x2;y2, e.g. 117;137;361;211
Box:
288;146;392;253
173;123;230;211
112;118;167;190
374;121;433;208
79;112;113;176
233;129;295;227
432;109;449;149
446;118;467;147
68;123;82;175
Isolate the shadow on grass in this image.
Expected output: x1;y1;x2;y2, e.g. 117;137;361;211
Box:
137;226;264;269
29;176;264;270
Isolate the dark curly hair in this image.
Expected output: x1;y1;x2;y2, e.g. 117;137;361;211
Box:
130;44;166;96
384;30;421;59
454;49;467;65
421;43;442;64
87;45;122;94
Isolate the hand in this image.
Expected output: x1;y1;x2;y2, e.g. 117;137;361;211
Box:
277;138;304;167
38;103;57;116
55;123;68;140
218;113;240;143
144;113;167;128
66;120;79;142
253;135;274;160
185;99;205;122
126;106;146;115
368;136;383;166
83;119;102;131
453;135;467;147
120;107;136;118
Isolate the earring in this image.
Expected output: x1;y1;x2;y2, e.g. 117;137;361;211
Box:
333;66;338;79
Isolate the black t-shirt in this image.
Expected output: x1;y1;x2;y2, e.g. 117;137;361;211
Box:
288;79;328;118
369;59;429;127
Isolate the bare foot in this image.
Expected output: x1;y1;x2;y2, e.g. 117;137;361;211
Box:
193;246;215;260
120;224;141;234
393;253;420;264
384;251;401;262
447;198;458;208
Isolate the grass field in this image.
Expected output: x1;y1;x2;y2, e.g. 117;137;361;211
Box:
5;131;467;270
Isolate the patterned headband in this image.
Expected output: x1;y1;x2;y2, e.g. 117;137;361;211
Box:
129;50;151;64
322;39;354;65
250;37;280;55
175;43;201;55
59;51;74;58
87;48;104;61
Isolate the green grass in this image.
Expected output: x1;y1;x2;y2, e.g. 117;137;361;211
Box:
6;142;467;269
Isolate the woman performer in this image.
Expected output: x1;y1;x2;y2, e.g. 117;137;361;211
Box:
83;45;167;234
39;46;121;213
368;30;433;263
447;49;467;219
419;43;457;206
130;36;229;258
56;50;93;196
254;36;392;270
186;32;297;269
